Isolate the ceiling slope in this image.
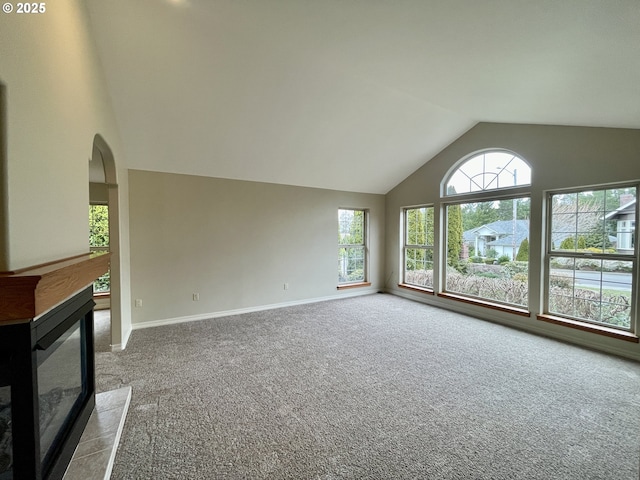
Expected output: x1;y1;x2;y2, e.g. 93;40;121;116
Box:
85;0;640;194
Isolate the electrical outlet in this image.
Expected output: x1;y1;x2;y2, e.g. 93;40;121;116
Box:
193;293;200;301
284;283;289;290
135;299;143;307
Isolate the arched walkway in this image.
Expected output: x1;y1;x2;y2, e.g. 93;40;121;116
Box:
90;134;123;350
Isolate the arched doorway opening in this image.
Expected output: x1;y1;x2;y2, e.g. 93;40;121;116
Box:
89;134;122;350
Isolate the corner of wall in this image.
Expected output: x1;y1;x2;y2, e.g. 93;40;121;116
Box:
0;82;8;271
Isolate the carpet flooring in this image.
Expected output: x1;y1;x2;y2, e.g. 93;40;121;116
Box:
94;309;111;353
95;294;640;479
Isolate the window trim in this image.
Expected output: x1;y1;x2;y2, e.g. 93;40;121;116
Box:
338;208;368;286
438;149;533;311
337;281;371;290
442;194;531;310
536;313;639;343
438;291;531;316
400;205;435;291
443;148;532;197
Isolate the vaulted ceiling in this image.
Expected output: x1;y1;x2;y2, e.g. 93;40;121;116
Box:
85;0;640;194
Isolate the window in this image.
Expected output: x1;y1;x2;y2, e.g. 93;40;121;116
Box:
338;209;367;285
546;186;637;330
443;150;531;309
89;204;110;293
402;206;434;289
446;150;531;195
445;198;530;307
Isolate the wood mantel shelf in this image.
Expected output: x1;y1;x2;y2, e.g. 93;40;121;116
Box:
0;252;110;324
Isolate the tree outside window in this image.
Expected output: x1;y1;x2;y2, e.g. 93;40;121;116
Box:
89;205;110;293
403;206;434;288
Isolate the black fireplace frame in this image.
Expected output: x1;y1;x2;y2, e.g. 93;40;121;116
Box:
0;286;95;480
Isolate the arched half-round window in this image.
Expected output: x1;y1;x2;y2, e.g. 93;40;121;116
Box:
445;150;531;195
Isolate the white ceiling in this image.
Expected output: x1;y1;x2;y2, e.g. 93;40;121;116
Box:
85;0;640;194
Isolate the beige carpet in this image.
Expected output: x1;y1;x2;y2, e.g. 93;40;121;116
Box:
95;294;640;479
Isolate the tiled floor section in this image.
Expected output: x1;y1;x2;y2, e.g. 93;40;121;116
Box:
63;387;132;480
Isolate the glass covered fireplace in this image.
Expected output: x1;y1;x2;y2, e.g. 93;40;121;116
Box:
0;287;96;480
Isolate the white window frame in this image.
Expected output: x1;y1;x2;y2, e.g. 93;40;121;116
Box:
543;183;638;333
338;208;368;286
401;205;434;290
441;149;532;311
445;149;532;196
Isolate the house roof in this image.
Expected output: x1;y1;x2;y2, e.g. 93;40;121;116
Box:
85;1;640;194
464;220;530;248
604;198;636;221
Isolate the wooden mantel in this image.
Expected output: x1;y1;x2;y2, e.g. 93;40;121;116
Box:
0;252;110;324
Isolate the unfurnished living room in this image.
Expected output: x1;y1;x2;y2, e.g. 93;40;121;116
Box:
1;1;640;479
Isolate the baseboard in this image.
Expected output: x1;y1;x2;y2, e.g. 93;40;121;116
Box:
132;288;379;331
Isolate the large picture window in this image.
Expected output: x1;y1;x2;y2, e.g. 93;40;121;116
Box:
403;206;434;289
546;186;637;330
446;198;530;307
443;150;531;309
338;208;367;285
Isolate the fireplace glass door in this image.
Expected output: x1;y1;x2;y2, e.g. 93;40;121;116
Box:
36;319;87;475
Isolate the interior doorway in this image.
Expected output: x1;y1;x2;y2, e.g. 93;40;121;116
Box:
89;134;121;350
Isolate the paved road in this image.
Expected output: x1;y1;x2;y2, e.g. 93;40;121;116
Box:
551;269;632;291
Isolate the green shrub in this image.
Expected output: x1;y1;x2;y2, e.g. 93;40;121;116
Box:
448;260;469;274
516;238;529;261
497;255;511;264
559;237;575;250
485;248;498;259
93;271;110;293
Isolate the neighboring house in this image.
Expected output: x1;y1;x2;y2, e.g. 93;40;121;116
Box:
604;196;636;254
463;220;529;259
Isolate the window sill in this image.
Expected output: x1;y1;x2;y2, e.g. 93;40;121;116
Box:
337;282;371;290
437;292;531;317
398;284;434;295
536;314;639;343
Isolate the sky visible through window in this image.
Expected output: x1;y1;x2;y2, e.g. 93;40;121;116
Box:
447;151;531;195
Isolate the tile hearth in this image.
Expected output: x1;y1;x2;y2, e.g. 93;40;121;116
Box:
63;386;131;480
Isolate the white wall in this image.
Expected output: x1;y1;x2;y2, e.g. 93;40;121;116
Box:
385;122;640;360
0;0;131;345
129;170;385;326
0;0;117;267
